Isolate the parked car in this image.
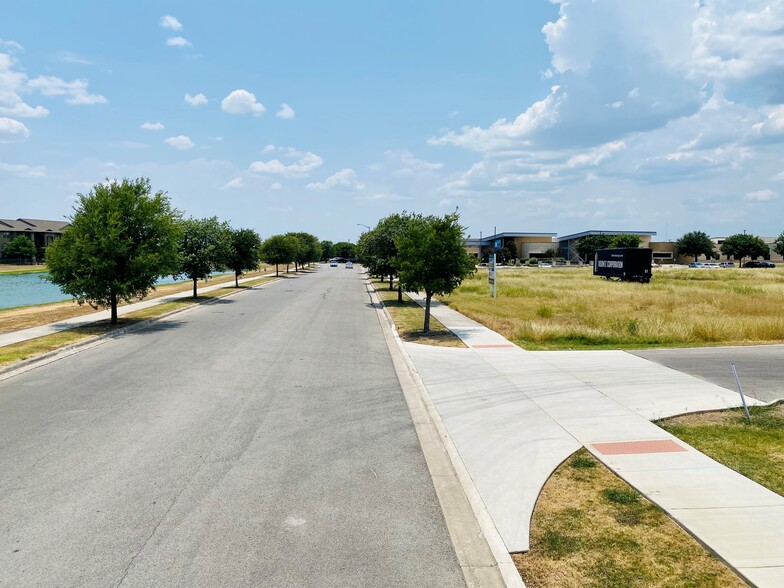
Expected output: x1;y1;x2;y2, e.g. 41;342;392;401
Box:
719;261;735;268
702;262;720;269
538;262;552;268
688;261;704;268
745;261;776;268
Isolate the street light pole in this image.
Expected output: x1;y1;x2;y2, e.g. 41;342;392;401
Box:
357;223;370;231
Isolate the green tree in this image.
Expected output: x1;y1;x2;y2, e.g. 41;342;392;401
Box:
45;178;181;324
574;234;614;263
497;241;519;264
333;241;356;259
720;233;770;265
611;233;642;248
286;232;321;271
319;240;334;261
773;231;784;257
3;235;37;262
356;213;412;298
395;212;476;333
177;217;232;298
675;230;715;262
259;234;297;276
227;228;262;287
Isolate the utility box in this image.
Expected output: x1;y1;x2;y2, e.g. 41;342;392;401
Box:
594;248;653;283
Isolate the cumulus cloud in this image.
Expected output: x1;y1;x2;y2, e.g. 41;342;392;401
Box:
270;182;283;190
164;135;194;150
185;93;208;106
745;189;777;201
28;75;107;105
221;89;265;115
306;168;365;191
384;150;443;175
166;37;191;48
56;51;93;65
160;15;183;31
140;122;164;130
221;177;244;190
0;162;45;177
276;103;295;119
0;53;49;117
0;117;30;140
248;152;322;176
0;40;24;52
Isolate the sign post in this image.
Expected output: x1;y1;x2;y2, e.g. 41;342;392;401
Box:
488;253;497;299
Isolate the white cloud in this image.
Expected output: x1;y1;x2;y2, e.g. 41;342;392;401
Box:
164;135;194;150
57;51;93;65
384;149;443;174
160;15;183;31
263;144;276;153
0;40;24;52
276;103;295;119
185;92;208;106
745;189;777;201
166;37;191;48
270;182;283;190
221;177;244;190
140;122;164;130
306;168;365;191
772;171;784;181
0;53;49;118
248;152;322;176
363;192;410;201
0;162;45;177
27;75;107;105
221;89;265;115
0;117;30;140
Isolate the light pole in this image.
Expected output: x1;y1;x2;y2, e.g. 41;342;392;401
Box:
357;223;370;231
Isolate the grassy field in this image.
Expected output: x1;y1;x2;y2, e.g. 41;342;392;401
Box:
0;264;47;275
442;266;784;349
658;403;784;496
514;450;745;588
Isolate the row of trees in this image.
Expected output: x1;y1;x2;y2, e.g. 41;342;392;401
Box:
45;177;322;324
574;233;643;262
357;211;476;332
675;230;784;263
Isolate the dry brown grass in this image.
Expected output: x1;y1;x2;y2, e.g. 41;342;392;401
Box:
442;266;784;349
370;279;464;347
514;449;746;588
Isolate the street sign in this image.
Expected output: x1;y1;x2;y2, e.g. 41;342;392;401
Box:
489;254;497;298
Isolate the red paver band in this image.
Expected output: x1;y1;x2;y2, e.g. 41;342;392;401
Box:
472;344;516;348
592;439;687;455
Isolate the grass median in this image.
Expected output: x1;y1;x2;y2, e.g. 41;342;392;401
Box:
442;266;784;349
0;275;278;368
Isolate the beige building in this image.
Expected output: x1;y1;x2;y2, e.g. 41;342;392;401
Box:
465;232;557;260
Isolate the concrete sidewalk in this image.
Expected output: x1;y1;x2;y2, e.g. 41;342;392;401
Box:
0;273;278;348
404;293;783;587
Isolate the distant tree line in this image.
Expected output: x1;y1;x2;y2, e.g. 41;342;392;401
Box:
574;233;643;263
675;230;779;265
45;177;324;323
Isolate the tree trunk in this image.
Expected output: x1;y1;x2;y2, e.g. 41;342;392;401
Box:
235;271;239;287
193;277;198;298
389;273;393;290
423;291;432;333
110;291;118;324
275;263;279;276
286;263;290;273
398;283;402;302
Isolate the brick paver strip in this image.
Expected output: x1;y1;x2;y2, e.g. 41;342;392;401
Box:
592;439;688;455
471;344;517;349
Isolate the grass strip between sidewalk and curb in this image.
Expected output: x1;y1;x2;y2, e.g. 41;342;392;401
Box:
369;278;464;347
514;449;747;588
0;276;278;370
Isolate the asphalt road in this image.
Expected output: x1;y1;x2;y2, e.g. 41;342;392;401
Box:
630;345;784;403
0;267;465;587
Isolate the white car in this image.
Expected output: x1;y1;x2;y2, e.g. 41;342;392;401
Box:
345;261;353;269
329;259;338;267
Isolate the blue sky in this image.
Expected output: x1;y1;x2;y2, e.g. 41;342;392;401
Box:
2;1;783;243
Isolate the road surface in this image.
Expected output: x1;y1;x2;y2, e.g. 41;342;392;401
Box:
0;267;465;587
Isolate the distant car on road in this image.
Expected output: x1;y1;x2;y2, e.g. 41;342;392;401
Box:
744;261;776;268
538;262;552;268
329;259;338;267
688;262;705;268
703;262;721;269
719;261;735;268
345;261;353;269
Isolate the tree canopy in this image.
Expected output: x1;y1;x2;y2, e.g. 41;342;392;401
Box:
259;234;297;276
332;241;356;259
675;230;715;262
286;232;321;270
773;231;784;258
395;212;476;333
357;212;412;291
319;240;334;261
574;234;614;262
719;233;769;264
227;228;262;287
611;233;642;248
3;235;37;261
45;177;181;323
177;216;232;298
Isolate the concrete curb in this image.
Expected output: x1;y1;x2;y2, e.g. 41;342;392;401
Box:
365;279;524;588
0;277;281;382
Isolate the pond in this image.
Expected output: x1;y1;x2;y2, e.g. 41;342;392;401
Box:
0;272;187;310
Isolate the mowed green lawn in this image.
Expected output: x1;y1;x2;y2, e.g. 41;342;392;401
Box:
441;266;784;349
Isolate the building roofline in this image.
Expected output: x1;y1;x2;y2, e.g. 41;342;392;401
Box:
558;230;657;241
